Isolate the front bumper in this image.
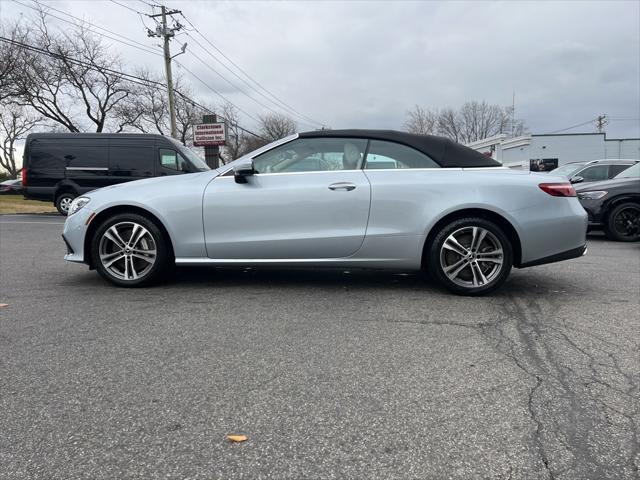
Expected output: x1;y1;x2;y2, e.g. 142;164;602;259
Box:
578;199;605;227
62;208;94;264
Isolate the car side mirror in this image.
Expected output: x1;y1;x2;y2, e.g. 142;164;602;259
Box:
570;176;584;184
234;160;255;184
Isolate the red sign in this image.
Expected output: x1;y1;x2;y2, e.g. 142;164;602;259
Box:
193;122;226;147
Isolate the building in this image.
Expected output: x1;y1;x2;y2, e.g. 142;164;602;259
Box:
467;132;640;171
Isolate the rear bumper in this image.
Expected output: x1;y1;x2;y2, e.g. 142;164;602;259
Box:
519;244;587;268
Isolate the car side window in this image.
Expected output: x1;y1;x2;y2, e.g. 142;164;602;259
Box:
364;140;439;169
579;165;609;181
252;138;368;174
109;145;155;177
610;164;632;177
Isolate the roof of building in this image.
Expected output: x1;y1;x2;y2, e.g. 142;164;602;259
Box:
299;129;501;167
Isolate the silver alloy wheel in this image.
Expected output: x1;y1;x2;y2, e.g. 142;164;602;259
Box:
98;221;157;281
59;196;73;213
439;226;504;288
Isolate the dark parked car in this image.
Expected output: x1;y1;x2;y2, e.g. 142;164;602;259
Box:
549;159;638;185
22;133;210;215
0;178;23;195
576;162;640;241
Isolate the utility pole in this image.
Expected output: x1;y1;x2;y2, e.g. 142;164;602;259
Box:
596;114;608;133
148;6;184;140
511;89;516;137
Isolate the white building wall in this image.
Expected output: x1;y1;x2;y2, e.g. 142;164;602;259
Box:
479;133;640;170
606;138;640;159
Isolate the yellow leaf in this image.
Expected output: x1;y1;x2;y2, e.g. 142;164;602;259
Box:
227;435;248;443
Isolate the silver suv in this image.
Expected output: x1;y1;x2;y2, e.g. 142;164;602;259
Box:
550;159;639;184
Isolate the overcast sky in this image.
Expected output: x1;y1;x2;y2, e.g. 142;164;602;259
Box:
1;0;639;138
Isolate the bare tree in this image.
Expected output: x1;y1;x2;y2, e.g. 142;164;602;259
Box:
216;108;292;162
174;84;208;146
436;107;462;142
6;8;135;132
407;101;528;143
113;69;167;135
258;113;297;142
0;104;42;178
404;105;438;135
114;70;206;145
0;22;30;102
219;101;243;161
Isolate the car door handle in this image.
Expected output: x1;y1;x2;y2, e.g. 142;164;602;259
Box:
328;182;356;191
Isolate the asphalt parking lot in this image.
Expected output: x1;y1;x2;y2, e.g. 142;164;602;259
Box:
1;214;639;480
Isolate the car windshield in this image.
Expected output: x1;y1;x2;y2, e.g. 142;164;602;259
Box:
549;163;587;177
168;139;210;171
614;162;640;178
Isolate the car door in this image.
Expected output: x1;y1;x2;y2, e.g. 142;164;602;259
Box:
202;137;371;259
58;140;109;192
362;139;449;238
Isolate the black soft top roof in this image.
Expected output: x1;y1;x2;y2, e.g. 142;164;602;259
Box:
299;129;500;168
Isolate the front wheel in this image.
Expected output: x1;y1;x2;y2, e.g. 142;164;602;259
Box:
427;217;513;295
604;203;640;242
90;213;172;287
55;192;77;216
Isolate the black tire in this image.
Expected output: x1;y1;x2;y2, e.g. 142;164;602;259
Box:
55;192;77;216
90;213;173;287
604;202;640;242
427;217;513;296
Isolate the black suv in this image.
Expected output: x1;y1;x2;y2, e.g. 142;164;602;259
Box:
576;163;640;241
22;133;210;215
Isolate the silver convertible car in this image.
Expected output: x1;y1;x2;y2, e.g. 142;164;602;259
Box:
62;130;587;295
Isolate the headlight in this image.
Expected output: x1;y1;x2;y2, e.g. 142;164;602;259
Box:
68;196;91;216
577;191;607;200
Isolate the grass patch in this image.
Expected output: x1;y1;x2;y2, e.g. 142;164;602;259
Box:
0;195;58;214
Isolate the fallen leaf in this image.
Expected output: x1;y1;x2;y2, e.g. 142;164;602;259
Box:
227;435;248;443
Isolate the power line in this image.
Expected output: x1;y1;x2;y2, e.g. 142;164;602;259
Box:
183;31;319;128
137;0;159;8
9;0;266;136
547;118;597;134
173;59;262;124
107;0;146;15
186;44;316;129
144;2;323;127
11;0;162;57
19;0;322;132
177;11;327;128
0;36;266;140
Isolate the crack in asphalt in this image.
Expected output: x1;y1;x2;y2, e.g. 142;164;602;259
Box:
352;290;639;479
353;295;639;479
476;295;640;480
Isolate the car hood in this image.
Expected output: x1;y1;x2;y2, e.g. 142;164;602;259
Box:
85;171;218;198
574;177;640;192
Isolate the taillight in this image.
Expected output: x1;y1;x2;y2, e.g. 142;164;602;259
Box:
21;168;26;186
539;182;576;197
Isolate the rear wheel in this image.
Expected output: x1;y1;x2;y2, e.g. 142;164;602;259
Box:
604;202;640;242
427;217;513;295
90;213;172;287
55;192;77;216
